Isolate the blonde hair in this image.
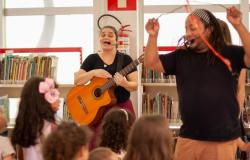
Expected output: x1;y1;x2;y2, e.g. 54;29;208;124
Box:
89;147;118;160
124;115;174;160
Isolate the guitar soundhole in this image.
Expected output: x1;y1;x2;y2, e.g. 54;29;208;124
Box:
94;88;102;97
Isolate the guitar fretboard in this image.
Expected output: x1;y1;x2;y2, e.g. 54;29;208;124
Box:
100;57;142;92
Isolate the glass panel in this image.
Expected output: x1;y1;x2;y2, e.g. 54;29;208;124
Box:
9;98;65;125
144;0;239;5
144;12;240;47
6;16;45;47
5;14;93;84
49;14;93;84
144;13;187;46
6;0;93;8
6;0;44;8
9;98;19;125
53;0;93;7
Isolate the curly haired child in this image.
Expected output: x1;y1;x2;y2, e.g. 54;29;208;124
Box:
11;77;60;160
0;109;15;160
42;121;91;160
98;108;135;159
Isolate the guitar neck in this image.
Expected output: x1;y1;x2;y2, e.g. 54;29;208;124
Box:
102;56;143;91
119;59;140;76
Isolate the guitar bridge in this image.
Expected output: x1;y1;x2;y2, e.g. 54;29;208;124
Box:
77;95;89;114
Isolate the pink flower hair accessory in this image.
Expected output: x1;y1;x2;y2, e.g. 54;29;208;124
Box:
39;78;60;103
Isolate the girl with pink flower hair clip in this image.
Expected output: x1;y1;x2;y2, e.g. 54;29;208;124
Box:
11;77;60;160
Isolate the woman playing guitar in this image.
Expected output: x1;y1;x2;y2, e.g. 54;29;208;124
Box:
74;25;138;150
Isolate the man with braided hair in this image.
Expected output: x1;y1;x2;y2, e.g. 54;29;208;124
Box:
144;6;250;160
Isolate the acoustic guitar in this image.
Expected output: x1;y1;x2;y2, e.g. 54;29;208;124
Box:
66;54;144;125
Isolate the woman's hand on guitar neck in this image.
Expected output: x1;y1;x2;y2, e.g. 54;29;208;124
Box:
114;72;128;87
94;69;112;79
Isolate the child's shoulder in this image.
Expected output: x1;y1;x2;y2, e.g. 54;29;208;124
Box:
0;135;15;156
43;120;57;137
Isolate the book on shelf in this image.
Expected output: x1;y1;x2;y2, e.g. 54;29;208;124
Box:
142;92;181;123
247;69;250;84
141;64;176;83
0;54;58;84
0;95;10;124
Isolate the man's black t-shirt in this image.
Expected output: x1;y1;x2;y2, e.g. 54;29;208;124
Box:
160;45;245;141
81;52;137;103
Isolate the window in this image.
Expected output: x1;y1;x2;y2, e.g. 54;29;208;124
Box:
6;16;45;47
6;0;93;8
48;14;93;84
144;12;240;48
9;98;65;125
6;14;93;84
144;0;239;5
52;0;93;7
4;0;95;124
144;13;187;47
5;4;94;84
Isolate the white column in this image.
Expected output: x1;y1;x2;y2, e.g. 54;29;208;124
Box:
137;0;144;117
240;0;249;28
93;0;106;52
0;0;5;47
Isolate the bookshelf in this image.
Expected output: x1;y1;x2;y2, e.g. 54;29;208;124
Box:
140;46;180;127
141;81;181;127
0;47;82;128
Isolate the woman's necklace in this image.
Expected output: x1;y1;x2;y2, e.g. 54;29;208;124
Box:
100;51;116;68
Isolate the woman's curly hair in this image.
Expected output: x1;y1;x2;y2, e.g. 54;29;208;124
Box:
43;121;92;160
98;108;135;153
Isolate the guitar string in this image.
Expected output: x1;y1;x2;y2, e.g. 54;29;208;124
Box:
101;60;140;92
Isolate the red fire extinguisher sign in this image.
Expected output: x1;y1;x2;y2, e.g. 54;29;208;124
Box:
108;0;136;11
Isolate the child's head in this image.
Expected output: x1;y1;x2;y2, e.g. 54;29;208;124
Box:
11;77;60;147
99;108;135;153
20;76;60;116
38;77;60;112
88;147;119;160
124;115;174;160
43;121;91;160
